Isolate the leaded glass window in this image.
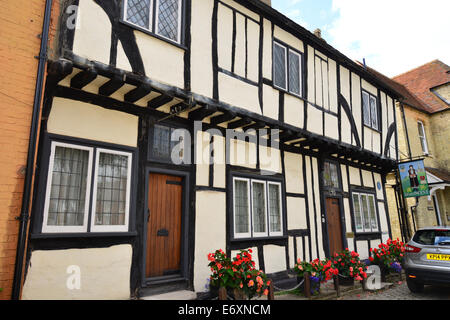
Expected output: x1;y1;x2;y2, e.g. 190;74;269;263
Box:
362;90;379;130
156;0;181;42
273;42;287;90
288;50;301;96
323;161;340;189
233;177;283;239
93;150;131;230
252;181;267;235
234;179;250;237
150;124;189;164
351;192;379;233
124;0;183;44
268;183;282;234
125;0;152;29
42;141;133;234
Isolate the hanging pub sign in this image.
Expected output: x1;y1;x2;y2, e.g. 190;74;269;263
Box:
398;160;430;198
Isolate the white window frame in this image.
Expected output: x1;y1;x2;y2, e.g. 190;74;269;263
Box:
417;121;429;155
233;177;252;239
288;49;302;98
273;41;288;91
154;0;183;44
124;0;153;31
251;179;268;238
232;177;284;240
90;148;133;233
42;142;94;233
351;192;379;233
267;181;283;237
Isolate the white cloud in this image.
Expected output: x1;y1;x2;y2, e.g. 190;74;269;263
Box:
327;0;450;77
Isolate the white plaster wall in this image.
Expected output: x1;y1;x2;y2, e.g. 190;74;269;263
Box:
196;130;210;186
287;197;307;230
273;26;304;52
263;245;286;274
284;94;303;129
373;173;384;200
217;3;233;71
262;85;279;120
380;91;388;154
191;0;214;98
361;170;374;188
348;166;361;186
218;73;261;115
328;58;338;113
116;41;132;72
305;156;317;260
194;191;227;292
234;13;247;78
135;31;184;88
315;56;323;107
47;98;138;147
307;104;323;136
340;66;352;144
307;46;315;103
361;79;378;96
229;138;257;169
213;135;226;188
220;0;259;21
324;113;338;140
351;72;362;144
22;245;132;300
377;202;390;243
356;240;369;260
342;197;352;234
312;158;325;259
262;19;272;80
341;164;349;192
247;19;260;83
259;145;281;173
72;0;111;65
284;152;304;194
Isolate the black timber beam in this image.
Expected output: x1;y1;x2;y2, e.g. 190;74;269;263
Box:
210;111;237;126
46;59;73;88
188;105;217;121
124;84;152;103
243;121;266;131
148;94;173;109
228;117;252;129
70;68;97;89
99;73;125;96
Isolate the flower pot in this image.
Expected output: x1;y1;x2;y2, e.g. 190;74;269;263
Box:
337;274;354;286
297;276;321;295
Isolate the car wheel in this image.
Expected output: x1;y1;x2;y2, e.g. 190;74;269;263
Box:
406;277;424;293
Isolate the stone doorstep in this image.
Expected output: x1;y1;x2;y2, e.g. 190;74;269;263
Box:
140;290;197;300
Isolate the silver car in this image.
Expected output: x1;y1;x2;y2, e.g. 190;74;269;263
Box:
404;226;450;293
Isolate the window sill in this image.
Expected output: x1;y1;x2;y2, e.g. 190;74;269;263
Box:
363;124;382;134
230;235;288;242
120;20;188;51
30;231;138;239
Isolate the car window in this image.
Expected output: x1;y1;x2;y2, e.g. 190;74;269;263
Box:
413;230;450;245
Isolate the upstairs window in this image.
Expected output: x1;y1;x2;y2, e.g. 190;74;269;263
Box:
124;0;182;44
362;90;379;130
417;121;429;155
273;41;302;97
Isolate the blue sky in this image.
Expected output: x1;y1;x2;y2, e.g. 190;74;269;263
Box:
271;0;450;77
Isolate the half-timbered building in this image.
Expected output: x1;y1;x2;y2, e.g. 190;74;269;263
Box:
19;0;401;299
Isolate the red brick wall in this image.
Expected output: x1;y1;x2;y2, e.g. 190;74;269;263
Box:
0;0;48;299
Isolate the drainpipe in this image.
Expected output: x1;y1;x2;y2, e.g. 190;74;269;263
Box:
11;0;53;300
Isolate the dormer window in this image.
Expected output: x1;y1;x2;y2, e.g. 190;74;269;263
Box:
124;0;183;44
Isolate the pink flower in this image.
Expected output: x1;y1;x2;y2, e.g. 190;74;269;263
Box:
248;280;254;287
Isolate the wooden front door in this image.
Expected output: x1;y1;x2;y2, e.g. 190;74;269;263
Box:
146;173;183;278
326;197;344;256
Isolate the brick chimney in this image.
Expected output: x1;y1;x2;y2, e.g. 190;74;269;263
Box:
261;0;272;6
313;28;322;39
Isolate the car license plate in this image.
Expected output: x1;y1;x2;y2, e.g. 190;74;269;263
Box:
427;254;450;261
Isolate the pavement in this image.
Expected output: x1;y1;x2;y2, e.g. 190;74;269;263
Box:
274;272;450;300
